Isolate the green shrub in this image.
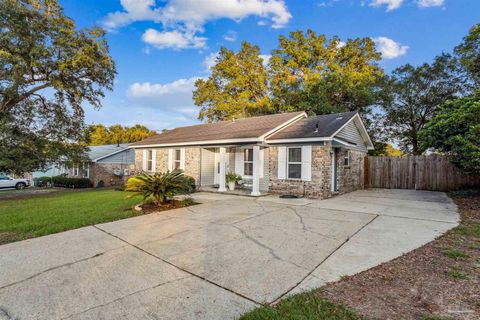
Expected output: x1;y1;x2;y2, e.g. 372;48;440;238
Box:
185;175;196;192
34;176;53;187
50;176;93;188
125;169;194;205
225;172;242;183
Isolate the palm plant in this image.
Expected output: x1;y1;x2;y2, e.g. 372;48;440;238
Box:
125;169;194;206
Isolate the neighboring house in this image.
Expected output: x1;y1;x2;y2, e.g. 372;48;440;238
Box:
65;144;135;187
130;111;373;198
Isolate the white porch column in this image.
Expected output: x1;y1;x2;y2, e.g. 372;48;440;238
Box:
251;145;261;196
218;147;227;192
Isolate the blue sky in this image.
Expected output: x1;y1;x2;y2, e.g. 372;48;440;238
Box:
59;0;479;131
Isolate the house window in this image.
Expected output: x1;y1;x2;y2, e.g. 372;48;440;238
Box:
147;150;153;171
344;150;350;167
83;163;90;178
244;148;253;176
174;149;181;170
287;147;302;179
73;166;79;177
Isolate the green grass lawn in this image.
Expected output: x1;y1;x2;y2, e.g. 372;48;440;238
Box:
0;189;143;245
239;293;363;320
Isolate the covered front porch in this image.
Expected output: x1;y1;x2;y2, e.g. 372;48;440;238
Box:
199;145;267;196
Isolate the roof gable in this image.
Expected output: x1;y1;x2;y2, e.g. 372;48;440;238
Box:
86;144;131;161
266;111;358;140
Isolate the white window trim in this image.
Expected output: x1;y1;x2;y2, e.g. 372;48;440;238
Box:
83;163;90;178
173;149;181;170
344;150;350;167
243;148;253;178
287;146;302;180
146;150;153;172
73;166;79;177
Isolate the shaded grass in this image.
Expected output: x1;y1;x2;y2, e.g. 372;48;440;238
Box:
0;189;143;244
238;292;363;320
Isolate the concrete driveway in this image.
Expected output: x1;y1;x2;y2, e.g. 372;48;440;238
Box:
0;189;459;320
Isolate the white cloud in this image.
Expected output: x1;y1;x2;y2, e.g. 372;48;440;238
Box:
223;30;238;42
104;0;292;50
374;36;409;59
142;29;207;49
128;77;202;98
103;0;161;31
369;0;404;11
416;0;444;8
203;52;220;71
125;77;204;127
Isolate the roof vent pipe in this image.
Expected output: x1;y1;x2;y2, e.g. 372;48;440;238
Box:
314;122;319;133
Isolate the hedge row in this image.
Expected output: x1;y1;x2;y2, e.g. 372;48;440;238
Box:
34;176;92;188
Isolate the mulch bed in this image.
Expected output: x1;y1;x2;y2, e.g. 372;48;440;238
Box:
316;189;480;320
138;200;196;214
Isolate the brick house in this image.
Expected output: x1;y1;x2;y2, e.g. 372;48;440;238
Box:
129;111;374;199
67;144;135;187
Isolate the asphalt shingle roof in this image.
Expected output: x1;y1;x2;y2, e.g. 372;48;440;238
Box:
266;111;358;140
130;112;305;146
86;144;130;161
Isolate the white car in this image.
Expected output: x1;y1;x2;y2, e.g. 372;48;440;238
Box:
0;175;30;190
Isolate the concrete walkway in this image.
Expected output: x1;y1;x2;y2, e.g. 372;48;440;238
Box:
0;189;459;319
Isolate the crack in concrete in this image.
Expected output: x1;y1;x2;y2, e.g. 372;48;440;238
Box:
227;224;308;271
270;214;380;304
0;251;113;291
92;225;262;307
0;306;15;320
60;276;192;319
287;206;337;240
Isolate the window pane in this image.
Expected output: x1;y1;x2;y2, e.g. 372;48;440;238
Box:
148;150;153;160
288;148;302;162
288;164;301;179
244;163;253;176
147;161;152;171
174;161;181;170
244;149;253;162
175;149;181;161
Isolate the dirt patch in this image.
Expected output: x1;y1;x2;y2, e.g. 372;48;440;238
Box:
0;232;21;245
316;189;480;320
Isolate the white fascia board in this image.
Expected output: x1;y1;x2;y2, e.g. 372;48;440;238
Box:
332;138;357;148
128;138;260;148
260;112;308;139
266;137;331;144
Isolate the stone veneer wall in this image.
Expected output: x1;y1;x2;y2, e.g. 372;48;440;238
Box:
268;144;366;199
269;144;333;198
134;147;201;186
183;147;201;186
335;149;365;195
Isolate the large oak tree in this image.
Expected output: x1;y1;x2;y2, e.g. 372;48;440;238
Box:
193;30;384;123
0;0;115;174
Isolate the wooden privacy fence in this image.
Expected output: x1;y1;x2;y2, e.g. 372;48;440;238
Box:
365;155;480;191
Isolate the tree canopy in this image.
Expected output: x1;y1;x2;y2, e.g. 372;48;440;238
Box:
420;93;480;173
86;124;156;146
193;42;271;122
378;54;466;155
270;30;383;115
455;23;480;87
193;30;384;122
0;0;115;174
